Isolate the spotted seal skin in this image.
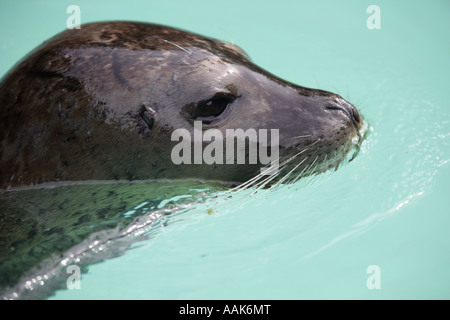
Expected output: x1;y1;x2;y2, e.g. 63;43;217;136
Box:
0;21;365;189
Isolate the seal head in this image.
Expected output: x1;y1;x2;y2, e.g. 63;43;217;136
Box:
0;21;365;188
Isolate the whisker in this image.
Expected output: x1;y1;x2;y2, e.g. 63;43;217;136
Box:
271;156;308;189
255;156;310;198
210;164;285;211
300;159;321;188
289;134;312;140
244;145;311;193
322;153;328;167
233;157;289;194
250;169;283;196
226;171;266;194
163;40;191;54
250;144;317;193
278;148;308;166
211;162;285;209
205;139;326;208
290;155;318;185
248;143;317;193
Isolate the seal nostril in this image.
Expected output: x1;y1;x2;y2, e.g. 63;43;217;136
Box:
350;106;361;125
326;102;361;127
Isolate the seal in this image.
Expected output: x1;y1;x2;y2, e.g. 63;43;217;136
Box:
0;22;366;294
0;21;365;189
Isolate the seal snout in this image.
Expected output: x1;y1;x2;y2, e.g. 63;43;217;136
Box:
325;98;362;129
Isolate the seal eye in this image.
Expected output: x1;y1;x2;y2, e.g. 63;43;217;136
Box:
195;95;234;121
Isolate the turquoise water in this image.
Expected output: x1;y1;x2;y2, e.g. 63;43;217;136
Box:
1;0;449;299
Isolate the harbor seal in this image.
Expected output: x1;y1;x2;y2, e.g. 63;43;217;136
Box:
0;21;366;294
0;21;365;189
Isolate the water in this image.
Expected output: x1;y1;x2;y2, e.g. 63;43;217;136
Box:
0;0;449;299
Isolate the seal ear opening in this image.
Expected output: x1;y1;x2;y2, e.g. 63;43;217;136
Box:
139;104;155;131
